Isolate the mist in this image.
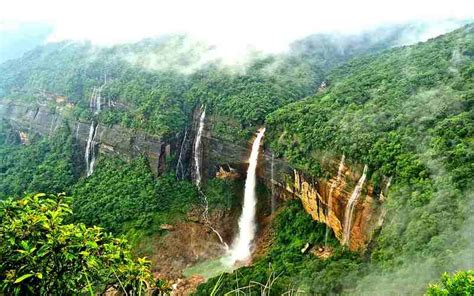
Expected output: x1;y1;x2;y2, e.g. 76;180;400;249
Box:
1;0;473;64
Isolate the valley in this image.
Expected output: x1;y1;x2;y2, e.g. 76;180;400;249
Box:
0;22;472;295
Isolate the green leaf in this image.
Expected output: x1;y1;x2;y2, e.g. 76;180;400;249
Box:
14;273;34;283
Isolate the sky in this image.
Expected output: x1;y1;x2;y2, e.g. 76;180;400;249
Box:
1;0;473;57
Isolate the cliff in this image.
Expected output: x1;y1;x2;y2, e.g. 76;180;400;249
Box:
0;101;174;175
197;109;388;251
0;101;388;251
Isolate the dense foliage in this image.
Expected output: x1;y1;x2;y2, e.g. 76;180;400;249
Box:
266;24;474;292
0;193;158;295
72;157;199;237
0;39;193;136
1;22;473;295
0;24;428;141
426;270;474;296
0;124;75;199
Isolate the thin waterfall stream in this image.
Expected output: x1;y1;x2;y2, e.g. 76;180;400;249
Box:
194;106;205;188
193;106;228;250
342;165;368;245
85;122;98;177
176;127;188;180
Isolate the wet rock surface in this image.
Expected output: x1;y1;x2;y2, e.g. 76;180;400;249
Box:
0;101;174;175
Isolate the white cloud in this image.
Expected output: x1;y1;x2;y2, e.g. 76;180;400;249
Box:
1;0;473;58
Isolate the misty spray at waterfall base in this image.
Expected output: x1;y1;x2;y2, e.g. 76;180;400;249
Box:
185;128;266;278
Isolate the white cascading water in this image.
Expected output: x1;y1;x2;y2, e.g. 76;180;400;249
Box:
210;226;228;250
175;128;188;180
96;88;101;113
194;107;206;188
90;75;107;114
89;88;96;111
229;128;266;264
192;106;228;250
342;165;368;245
85;122;98;177
325;155;345;246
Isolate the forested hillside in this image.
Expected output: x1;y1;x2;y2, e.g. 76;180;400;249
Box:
196;24;474;295
0;24;444;138
0;23;472;295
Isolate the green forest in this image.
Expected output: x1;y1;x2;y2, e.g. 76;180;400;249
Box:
0;22;472;295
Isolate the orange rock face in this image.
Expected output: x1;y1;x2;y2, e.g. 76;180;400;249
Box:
215;165;241;180
283;159;388;251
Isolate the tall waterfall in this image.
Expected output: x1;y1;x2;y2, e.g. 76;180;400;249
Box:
194;107;206;188
85;122;98;177
342;165;368;245
325;155;345;246
229;128;266;263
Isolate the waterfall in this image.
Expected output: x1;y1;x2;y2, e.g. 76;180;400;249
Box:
229;128;266;263
90;75;107;114
342;165;368;245
271;153;276;214
210;225;229;250
194;107;206;188
96;89;101;113
192;106;228;249
176;128;188;180
85;122;98;177
89;88;96;110
325;155;345;246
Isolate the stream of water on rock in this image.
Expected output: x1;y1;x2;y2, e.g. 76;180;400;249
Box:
85;122;97;177
194;106;206;188
342;164;368;245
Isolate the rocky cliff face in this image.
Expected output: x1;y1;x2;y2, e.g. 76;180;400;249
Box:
0;101;175;175
282;162;388;251
1;101;388;250
210;143;387;250
194;108;388;251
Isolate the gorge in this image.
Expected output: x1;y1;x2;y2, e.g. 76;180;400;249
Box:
0;22;472;296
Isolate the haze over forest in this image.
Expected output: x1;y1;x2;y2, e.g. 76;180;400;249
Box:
0;1;473;295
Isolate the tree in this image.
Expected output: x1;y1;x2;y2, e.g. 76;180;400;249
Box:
426;270;474;296
0;193;161;295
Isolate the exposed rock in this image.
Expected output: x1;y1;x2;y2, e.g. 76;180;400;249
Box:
312;245;333;259
1;100;388;251
215;165;241;180
0;101;176;175
145;219;231;280
160;224;175;231
283;163;386;251
19;131;29;144
187;105;388;251
171;275;205;296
